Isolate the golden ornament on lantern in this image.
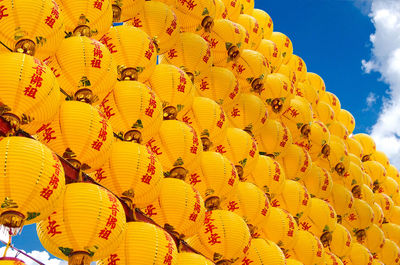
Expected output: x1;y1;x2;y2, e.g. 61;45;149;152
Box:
260;207;299;249
252;9;273;39
377;239;400;265
0;137;65;233
352;133;376;162
89;141;163;208
37;183;126;265
337;109;355;135
195;66;241;109
342;199;374;238
330;223;352;258
181;97;228;151
328;121;349;142
212;127;259;181
345;243;374;265
35;101;114;172
173;0;216;33
270;32;293;64
187;151;239;211
237;14;262;50
0;0;64;59
326;183;354;218
226;49;269;94
314;101;335;126
363;224;385;254
97;221;178;265
302;163;333;200
0;258;26;265
97;81;163;144
346;137;364;160
239;0;254;15
99;25;157;82
215;0;228;19
220;0;241;21
363;160;387;192
256;39;283;73
255;119;292;158
59;0;112;38
286;55;307;83
382;223;400;246
111;0;145;22
45;36;117;104
295;120;330;161
0;53;61;134
200;19;246;66
177;252;214;265
276;143;312;182
126;1;180;54
247;155;286;199
238;238;285;265
147;64;195;120
287;230;326;265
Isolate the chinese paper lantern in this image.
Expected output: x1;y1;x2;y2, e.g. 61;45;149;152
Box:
200;19;246;66
295;120;330;161
252;9;273;39
270;32;293;64
181;97;228;150
307;72;325;95
345;243;374;265
285;259;304;265
342;199;374;236
0;53;61;134
390;206;400;225
314;101;335;126
239;0;254;15
379;177;399;198
0;137;65;232
348;154;363;168
363;160;387;192
358;184;375;206
255;119;292;158
374;192;394;219
337;109;355;135
187;151;238;210
59;0;112;39
225;93;268;136
215;0;228;19
237;14;262;50
256;39;283;73
247;155;286;199
212;127;259;180
220;0;241;21
377;239;400;265
177;252;214;265
328;121;349;141
97;81;163;143
173;0;216;33
370;150;390;170
301;81;319;109
346;137;364;160
35;101;114;172
387;164;400;182
382;223;400;246
37;183;126;264
352;133;376;161
0;258;26;265
372;260;385;265
195;210;251;264
288;230;325;265
89;141;163;208
372;202;385;226
287;55;307;83
98;222;178;265
276;143;312;182
146;120;202;179
0;0;64;59
320;91;341;116
325;252;344;265
330;224;352;258
364;224;385;254
341;162;364;191
261;207;299;249
195;66;241;109
127;1;180;54
238;238;286;265
277;64;297;87
99;25;157;82
161;32;213;81
226;49;269;94
302;163;333;200
45;36;117;104
326;183;354;218
147;64;195;120
111;0;145;22
273;180;311;220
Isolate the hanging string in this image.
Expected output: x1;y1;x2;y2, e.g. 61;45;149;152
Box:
2;231;12;257
0;41;12;52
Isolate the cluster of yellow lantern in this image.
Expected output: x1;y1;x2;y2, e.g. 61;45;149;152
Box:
2;0;400;265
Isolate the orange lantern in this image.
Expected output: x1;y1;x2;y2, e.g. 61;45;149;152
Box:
173;0;216;33
252;9;273;39
342;199;374;237
256;39;283;73
363;160;387;192
277;64;298;87
330;223;352;258
276;143;312;182
111;0;145;22
328;121;349;142
377;239;400;265
374;192;394;219
238;238;286;265
372;202;385;226
326;183;354;218
239;0;254;15
379;176;400;198
352;133;376;161
215;0;228;19
314;101;335;126
370;150;390;170
346;137;364;160
302;163;333;200
307;72;326;95
220;0;241;21
295;120;330;161
287;55;307;83
287;230;326;265
237;14;262;50
337;109;356;135
320;91;341;115
345;243;374;265
382;223;400;246
363;224;385;255
270;32;293;64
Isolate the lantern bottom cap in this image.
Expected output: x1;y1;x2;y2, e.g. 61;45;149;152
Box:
68;251;92;265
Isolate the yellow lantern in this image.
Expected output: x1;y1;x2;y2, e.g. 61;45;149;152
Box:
330;224;352;258
387;164;400;182
173;0;216;33
195;66;241;109
147;64;195;120
186;151;239;210
286;259;304;265
382;223;400;246
326;183;354;218
256;39;283;73
379;177;399;198
352;133;376;161
200;19;246;66
153;0;176;7
328;121;349;141
177;252;214;265
222;182;270;237
276;143;312;182
370;150;390;170
363;161;387;191
89;141;163;207
0;0;64;59
348;154;363;168
96;81;163;144
255;119;292;158
287;55;307;83
390;206;400;225
307;72;326;95
181;97;228;150
295;120;330;161
314;101;335;126
343;199;374;236
277;64;298;87
301;81;319;108
287;230;325;265
337;109;355;135
261;73;294;120
160;32;213;81
37;183;126;264
212;127;260;180
220;0;241;21
98;221;178;265
270;32;293;64
341;162;364;191
0;258;26;265
111;0;145;22
345;243;374;265
145;120;202;178
0;53;61;134
45;36;117;104
215;0;228;19
359;184;375;206
325;252;344;265
225;93;268;136
0;137;65;232
346;137;364;160
372;202;385;226
273;180;311;220
239;0;254;15
374;192;394;219
261;207;299;249
99;25;157;83
247;155;286;198
59;0;112;39
194;210;251;264
238;238;285;265
320;91;341;115
364;224;385;254
126;1;180;54
252;9;273;39
237;14;262;50
372;260;385;265
302;163;333;200
377;239;400;265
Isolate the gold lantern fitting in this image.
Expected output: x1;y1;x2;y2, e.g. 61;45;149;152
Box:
205;196;221;211
118;66;139;81
320;231;333;248
68;251;92;265
334;162;346;176
73;25;92;37
270;98;284;113
112;4;122;22
123;130;143;144
165;167;189;180
74;89;98;104
201;16;215;32
163;106;178;120
62;148;91;171
235;165;244;181
355;229;367;243
228;46;240;61
14;39;36;56
251;78;264;94
0;211;25;235
201;137;213;151
321;144;330;158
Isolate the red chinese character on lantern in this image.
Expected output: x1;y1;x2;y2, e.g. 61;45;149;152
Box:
231;107;240;118
145;50;153;60
189;173;201;185
186;0;197;10
36;123;56;143
208;233;222;245
177;84;185;93
287;229;294;237
228;177;235;186
47;214;61;237
199;79;209;91
190;145;198;154
189;213;198;221
271;199;280;207
94;0;103;10
98;128;107;142
166;27;174;36
107;254;120;265
0;4;8;20
205;223;217;234
99;228;112;240
44;16;56;28
242;257;254;265
92;140;103;151
164;253;173;265
24;85;38;99
49;174;59;189
40;186;53;200
348;213;357;221
95;168;107;182
167;49;178;59
146;139;163;155
227;201;239;211
131;17;143;27
141;174;152;184
144;204;157;217
106;215;117;230
261;208;268;216
300;222;311;231
91;58;102;68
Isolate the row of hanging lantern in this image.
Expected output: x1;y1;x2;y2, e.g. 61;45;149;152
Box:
1;0;400;264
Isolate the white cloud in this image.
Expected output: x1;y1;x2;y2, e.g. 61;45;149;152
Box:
365;92;377;110
361;0;400;167
0;247;67;265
